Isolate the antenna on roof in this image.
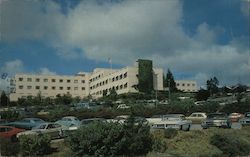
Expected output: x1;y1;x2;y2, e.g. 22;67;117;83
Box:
108;57;112;70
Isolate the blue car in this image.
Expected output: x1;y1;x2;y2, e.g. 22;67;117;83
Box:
7;118;45;130
55;116;81;128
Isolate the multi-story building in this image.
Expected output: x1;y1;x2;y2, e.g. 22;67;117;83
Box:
9;60;164;101
89;66;163;98
10;72;90;101
175;80;198;92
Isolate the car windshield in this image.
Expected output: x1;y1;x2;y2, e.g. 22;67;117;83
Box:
245;113;250;117
207;114;227;119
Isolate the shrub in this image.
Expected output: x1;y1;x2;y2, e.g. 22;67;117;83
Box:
68;117;152;157
0;137;19;156
164;128;178;139
152;137;167;153
19;134;51;156
210;132;250;156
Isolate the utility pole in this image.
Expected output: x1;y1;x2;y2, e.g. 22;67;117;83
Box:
168;79;170;103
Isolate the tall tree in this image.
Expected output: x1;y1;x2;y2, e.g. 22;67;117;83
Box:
206;77;219;96
0;91;9;106
164;69;178;92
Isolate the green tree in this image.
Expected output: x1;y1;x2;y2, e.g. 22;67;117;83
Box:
0;91;9;106
206;77;219;96
68;117;152;157
108;88;118;101
138;59;154;94
196;89;210;101
164;69;177;92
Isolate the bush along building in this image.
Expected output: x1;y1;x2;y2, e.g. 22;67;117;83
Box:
9;59;164;101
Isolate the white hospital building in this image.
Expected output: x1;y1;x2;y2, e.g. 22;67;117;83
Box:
9;61;164;101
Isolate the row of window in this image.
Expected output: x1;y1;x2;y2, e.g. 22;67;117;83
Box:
18;78;85;83
90;72;127;83
18;85;85;91
176;83;196;87
90;72;128;89
93;83;128;95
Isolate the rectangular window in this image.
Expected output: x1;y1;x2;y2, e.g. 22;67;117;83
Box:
124;83;128;88
81;80;85;83
74;87;78;90
182;84;185;86
187;84;190;86
19;85;23;89
19;78;23;81
59;87;63;90
67;80;71;83
27;86;32;89
44;79;48;82
27;78;32;82
120;74;123;79
36;86;40;90
52;86;56;90
67;87;71;90
82;87;85;90
59;79;63;83
36;78;40;82
52;79;56;82
124;72;127;78
74;80;78;83
44;86;48;90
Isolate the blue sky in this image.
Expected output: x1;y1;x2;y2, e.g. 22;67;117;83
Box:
0;0;249;89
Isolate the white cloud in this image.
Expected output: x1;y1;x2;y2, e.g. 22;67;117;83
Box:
0;0;249;86
0;59;24;76
0;59;24;91
39;68;56;75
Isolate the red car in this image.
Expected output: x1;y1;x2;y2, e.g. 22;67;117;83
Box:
0;126;25;141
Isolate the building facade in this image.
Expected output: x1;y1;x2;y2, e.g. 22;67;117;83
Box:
9;61;164;101
175;80;198;92
10;72;90;101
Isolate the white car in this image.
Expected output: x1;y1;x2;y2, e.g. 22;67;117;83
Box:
17;123;66;139
151;114;192;131
239;112;250;126
117;104;130;109
186;112;207;123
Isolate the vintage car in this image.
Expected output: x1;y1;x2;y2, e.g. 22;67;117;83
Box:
201;113;231;129
228;112;244;122
7;118;45;130
55;116;81;129
17;122;66;139
186;112;207;124
239;112;250;126
151;114;192;131
0;126;25;141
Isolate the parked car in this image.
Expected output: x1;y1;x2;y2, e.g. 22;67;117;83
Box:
186;112;207;124
146;115;163;125
201;113;231;129
228;112;244;122
117;104;130;109
7;118;45;130
81;118;106;125
17;122;65;139
151;114;192;131
239;112;250;126
55;116;81;128
0;126;25;141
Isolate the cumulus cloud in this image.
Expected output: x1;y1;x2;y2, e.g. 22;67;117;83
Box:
0;59;24;75
39;68;56;75
0;0;249;86
0;59;24;91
